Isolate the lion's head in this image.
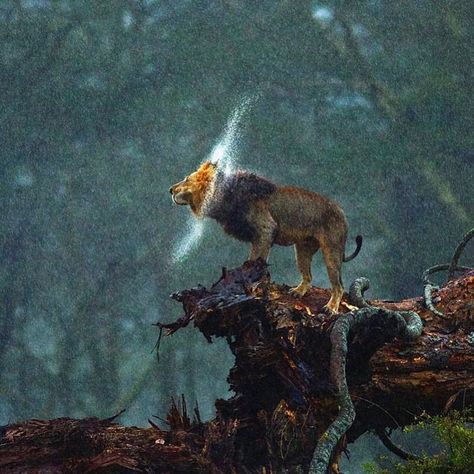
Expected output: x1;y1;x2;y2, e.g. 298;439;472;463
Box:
169;161;217;215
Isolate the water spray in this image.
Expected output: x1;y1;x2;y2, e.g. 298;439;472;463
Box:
170;94;258;264
170;218;205;264
208;94;258;174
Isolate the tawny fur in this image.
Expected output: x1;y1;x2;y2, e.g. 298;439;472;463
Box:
169;161;362;314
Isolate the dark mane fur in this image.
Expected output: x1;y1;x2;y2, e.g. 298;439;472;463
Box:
206;170;277;242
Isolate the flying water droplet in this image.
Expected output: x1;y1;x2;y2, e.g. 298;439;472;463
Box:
170;217;205;264
208;94;257;174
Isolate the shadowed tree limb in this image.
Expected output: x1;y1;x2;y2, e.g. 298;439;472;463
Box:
348;276;370;308
309;278;423;473
423;264;471;319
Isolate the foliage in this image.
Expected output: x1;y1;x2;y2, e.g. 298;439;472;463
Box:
364;411;474;474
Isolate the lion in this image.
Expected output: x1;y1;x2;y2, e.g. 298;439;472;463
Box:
169;161;362;314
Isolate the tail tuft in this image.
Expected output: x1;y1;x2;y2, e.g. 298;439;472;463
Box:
343;235;363;262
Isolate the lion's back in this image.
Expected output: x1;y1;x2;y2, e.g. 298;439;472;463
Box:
204;171;347;244
267;186;347;241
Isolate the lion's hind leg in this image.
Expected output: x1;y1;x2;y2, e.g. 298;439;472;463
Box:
290;238;319;297
320;237;344;314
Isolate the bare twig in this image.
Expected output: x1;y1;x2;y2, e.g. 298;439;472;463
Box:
375;428;419;461
103;409;126;423
422;228;473;318
448;228;474;280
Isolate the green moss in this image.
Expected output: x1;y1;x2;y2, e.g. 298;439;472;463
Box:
365;411;474;474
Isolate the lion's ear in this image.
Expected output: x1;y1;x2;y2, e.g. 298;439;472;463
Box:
202;160;218;170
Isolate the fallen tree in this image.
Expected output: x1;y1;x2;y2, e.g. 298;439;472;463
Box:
1;235;473;473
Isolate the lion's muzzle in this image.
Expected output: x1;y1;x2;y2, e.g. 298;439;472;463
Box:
172;193;188;205
170;183;191;205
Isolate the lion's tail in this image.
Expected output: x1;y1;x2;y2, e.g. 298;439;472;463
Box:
343;235;363;262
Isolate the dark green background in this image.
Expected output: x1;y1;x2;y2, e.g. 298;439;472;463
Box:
1;1;472;470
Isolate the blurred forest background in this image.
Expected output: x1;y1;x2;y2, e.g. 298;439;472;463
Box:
1;0;472;471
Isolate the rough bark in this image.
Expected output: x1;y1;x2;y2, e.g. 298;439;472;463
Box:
1;261;473;473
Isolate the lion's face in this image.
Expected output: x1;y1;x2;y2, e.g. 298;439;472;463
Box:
169;161;217;214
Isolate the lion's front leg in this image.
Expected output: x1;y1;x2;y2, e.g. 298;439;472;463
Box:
249;238;272;261
247;201;276;262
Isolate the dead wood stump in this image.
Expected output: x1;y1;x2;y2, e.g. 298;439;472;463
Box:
1;259;473;473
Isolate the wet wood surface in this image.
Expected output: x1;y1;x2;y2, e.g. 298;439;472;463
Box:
1;261;472;473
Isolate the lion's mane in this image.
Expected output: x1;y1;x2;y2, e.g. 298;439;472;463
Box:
205;170;277;242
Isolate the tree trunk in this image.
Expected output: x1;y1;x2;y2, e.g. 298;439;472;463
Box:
1;261;473;473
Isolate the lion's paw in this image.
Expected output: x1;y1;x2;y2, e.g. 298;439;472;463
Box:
289;283;311;297
322;303;338;315
340;301;359;312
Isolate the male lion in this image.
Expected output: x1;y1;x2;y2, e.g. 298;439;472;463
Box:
169;161;362;314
